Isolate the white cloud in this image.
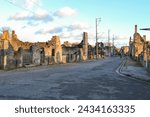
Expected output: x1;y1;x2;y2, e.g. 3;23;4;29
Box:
4;1;94;44
9;9;53;23
54;6;77;17
35;26;64;35
27;21;39;26
67;21;90;31
35;21;90;35
60;31;82;39
59;31;84;44
9;12;29;20
33;20;91;44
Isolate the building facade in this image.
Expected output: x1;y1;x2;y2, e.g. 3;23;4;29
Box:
0;30;94;70
129;25;150;69
62;32;95;63
0;30;62;69
120;46;129;56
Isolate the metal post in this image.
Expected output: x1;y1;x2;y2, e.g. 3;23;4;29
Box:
96;18;101;60
112;35;115;56
96;18;98;59
108;30;110;56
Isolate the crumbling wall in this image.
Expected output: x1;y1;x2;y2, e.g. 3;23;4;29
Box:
132;25;145;60
51;36;62;64
62;46;80;63
62;32;89;63
0;29;95;70
6;43;16;69
15;47;23;67
0;29;64;69
22;49;32;65
30;45;41;65
0;40;16;69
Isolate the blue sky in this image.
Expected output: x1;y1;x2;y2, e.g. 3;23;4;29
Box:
0;0;150;47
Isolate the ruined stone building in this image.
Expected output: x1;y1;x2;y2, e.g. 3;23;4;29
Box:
62;32;95;63
120;46;129;56
0;30;62;69
62;42;80;63
0;30;94;70
116;48;121;54
129;25;150;69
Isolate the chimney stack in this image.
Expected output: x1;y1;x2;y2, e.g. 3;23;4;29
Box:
135;25;137;33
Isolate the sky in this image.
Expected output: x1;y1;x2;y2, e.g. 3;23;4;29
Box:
0;0;150;47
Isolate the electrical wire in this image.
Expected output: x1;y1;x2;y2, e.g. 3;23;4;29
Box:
5;0;35;14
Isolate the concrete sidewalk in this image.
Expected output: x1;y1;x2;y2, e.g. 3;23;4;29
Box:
121;57;150;82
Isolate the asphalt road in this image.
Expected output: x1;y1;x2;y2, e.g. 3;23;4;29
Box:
0;57;150;100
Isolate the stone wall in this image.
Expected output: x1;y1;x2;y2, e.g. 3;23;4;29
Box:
0;29;95;70
0;30;63;70
30;45;41;65
62;32;89;63
0;37;16;69
120;46;129;56
129;25;145;60
15;47;23;67
62;46;80;63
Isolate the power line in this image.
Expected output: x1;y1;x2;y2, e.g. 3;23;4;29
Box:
5;0;35;14
30;0;42;8
29;0;87;33
5;0;88;40
5;0;81;31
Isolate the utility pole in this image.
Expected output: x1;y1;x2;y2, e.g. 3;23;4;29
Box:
96;18;101;60
112;35;115;55
108;30;110;56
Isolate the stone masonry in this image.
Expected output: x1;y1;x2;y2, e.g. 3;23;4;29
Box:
129;25;150;70
0;30;91;70
0;30;62;69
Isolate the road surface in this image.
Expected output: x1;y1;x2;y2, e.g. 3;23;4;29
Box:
0;57;150;100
